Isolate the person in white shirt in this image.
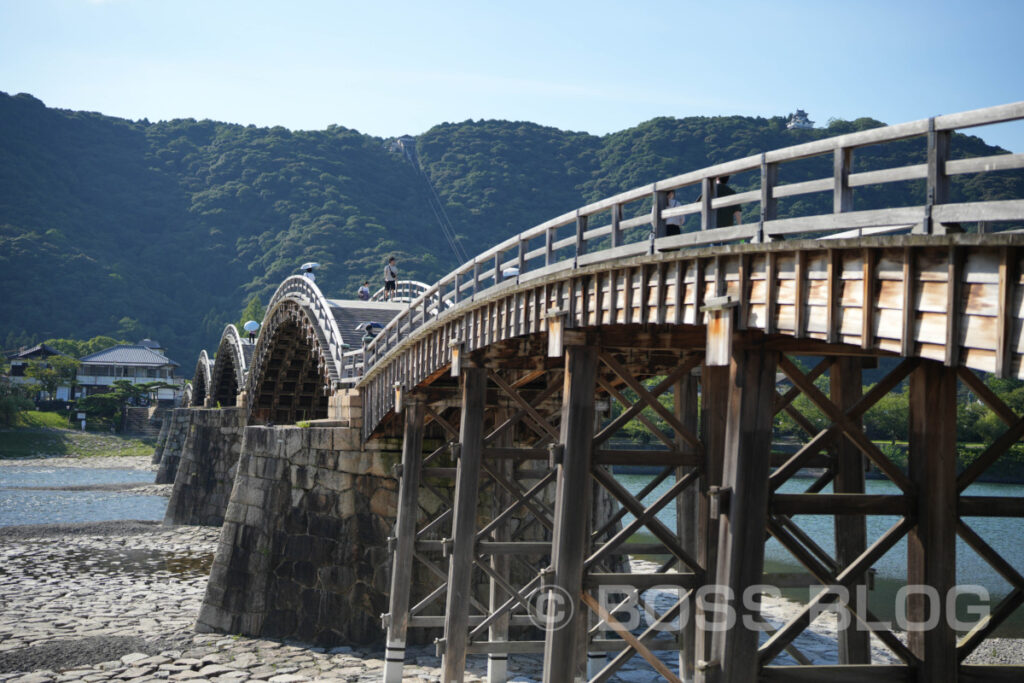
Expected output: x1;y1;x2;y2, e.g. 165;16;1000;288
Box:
383;257;397;300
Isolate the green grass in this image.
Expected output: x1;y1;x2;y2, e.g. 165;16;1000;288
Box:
0;426;155;460
15;411;72;429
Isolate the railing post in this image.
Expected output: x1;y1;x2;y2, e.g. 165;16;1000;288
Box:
834;146;853;214
700;177;714;231
925;117;952;235
545;226;555;266
495;252;504;284
517;238;527;276
759;154;777;243
610;203;622;248
454;272;462;305
652;189;668;243
472;261;480;299
575;212;588;263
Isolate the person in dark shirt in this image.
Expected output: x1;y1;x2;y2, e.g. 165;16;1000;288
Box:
697;176;742;228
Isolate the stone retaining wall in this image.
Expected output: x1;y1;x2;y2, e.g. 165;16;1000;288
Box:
196;422;401;646
155;408;196;484
150;418;172;465
164;407;248;526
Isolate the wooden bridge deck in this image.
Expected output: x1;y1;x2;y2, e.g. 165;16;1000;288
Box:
185;102;1024;683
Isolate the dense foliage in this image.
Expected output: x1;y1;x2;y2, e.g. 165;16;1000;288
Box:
2;92;1021;365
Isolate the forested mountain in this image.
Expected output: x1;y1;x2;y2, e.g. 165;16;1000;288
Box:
1;91;1020;365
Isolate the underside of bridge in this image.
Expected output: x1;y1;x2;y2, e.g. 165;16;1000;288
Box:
360;238;1024;683
249;314;331;424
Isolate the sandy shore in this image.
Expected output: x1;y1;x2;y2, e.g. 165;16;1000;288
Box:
1;455;1021;681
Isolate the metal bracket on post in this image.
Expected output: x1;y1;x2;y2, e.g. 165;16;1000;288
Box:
701;295;738;367
546;308;567;358
708;485;732;520
548;444;564;468
393;382;405;414
449;339;464;377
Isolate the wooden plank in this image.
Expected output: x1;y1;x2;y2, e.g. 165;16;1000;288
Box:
862;248;875;349
759;665;911;682
996;247;1014;378
902;248;915;357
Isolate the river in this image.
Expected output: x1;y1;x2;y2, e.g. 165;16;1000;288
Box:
619;473;1024;636
0;465;167;526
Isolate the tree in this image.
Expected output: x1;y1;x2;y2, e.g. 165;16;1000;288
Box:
24;356;79;400
0;378;33;426
863;388;909;443
235;295;266;336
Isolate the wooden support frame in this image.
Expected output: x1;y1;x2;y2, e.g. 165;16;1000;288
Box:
383;398;425;683
543;345;598;683
907;361;958;682
442;367;488;682
704;343;778;683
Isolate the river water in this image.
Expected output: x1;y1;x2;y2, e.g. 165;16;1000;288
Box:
619;473;1024;635
0;465;167;526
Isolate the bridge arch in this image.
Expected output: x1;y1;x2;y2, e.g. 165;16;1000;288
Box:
245;276;349;424
209;324;251;407
190;349;212;408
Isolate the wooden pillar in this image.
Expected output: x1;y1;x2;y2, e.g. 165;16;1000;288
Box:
488;408;513;683
907;361;958;682
383;399;425;683
676;372;700;682
543;346;598;683
442;367;487;683
831;357;870;664
695;364;729;678
706;345;778;683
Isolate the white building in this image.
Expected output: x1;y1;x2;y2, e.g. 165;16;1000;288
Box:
77;341;184;401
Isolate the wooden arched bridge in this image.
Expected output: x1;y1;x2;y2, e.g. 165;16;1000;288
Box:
184;103;1024;682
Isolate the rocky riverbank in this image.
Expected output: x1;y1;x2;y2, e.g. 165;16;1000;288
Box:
1;455;1021;681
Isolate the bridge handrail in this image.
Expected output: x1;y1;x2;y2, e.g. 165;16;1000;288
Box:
360;101;1024;380
369;279;433;303
264;275;349;387
216;324;249;385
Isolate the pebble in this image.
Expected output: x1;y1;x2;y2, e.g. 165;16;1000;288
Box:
2;455;1022;681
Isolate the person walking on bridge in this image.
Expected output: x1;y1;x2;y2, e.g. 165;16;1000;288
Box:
358;281;371;301
383;257;398;301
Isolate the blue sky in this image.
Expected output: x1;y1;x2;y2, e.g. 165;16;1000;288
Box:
1;0;1022;151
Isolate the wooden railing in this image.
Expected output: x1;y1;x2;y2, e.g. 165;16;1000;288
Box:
263;275;349;387
369;279;433;303
356;102;1024;381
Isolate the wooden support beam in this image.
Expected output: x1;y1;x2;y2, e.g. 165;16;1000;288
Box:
705;344;778;683
697;363;730;673
488;407;513;683
676;371;701;682
907;361;958;683
543;346;598;683
831;357;869;664
760;665;911;682
383;399;425;683
441;367;487;683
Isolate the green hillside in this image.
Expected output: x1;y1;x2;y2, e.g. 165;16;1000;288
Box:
1;92;1021;366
